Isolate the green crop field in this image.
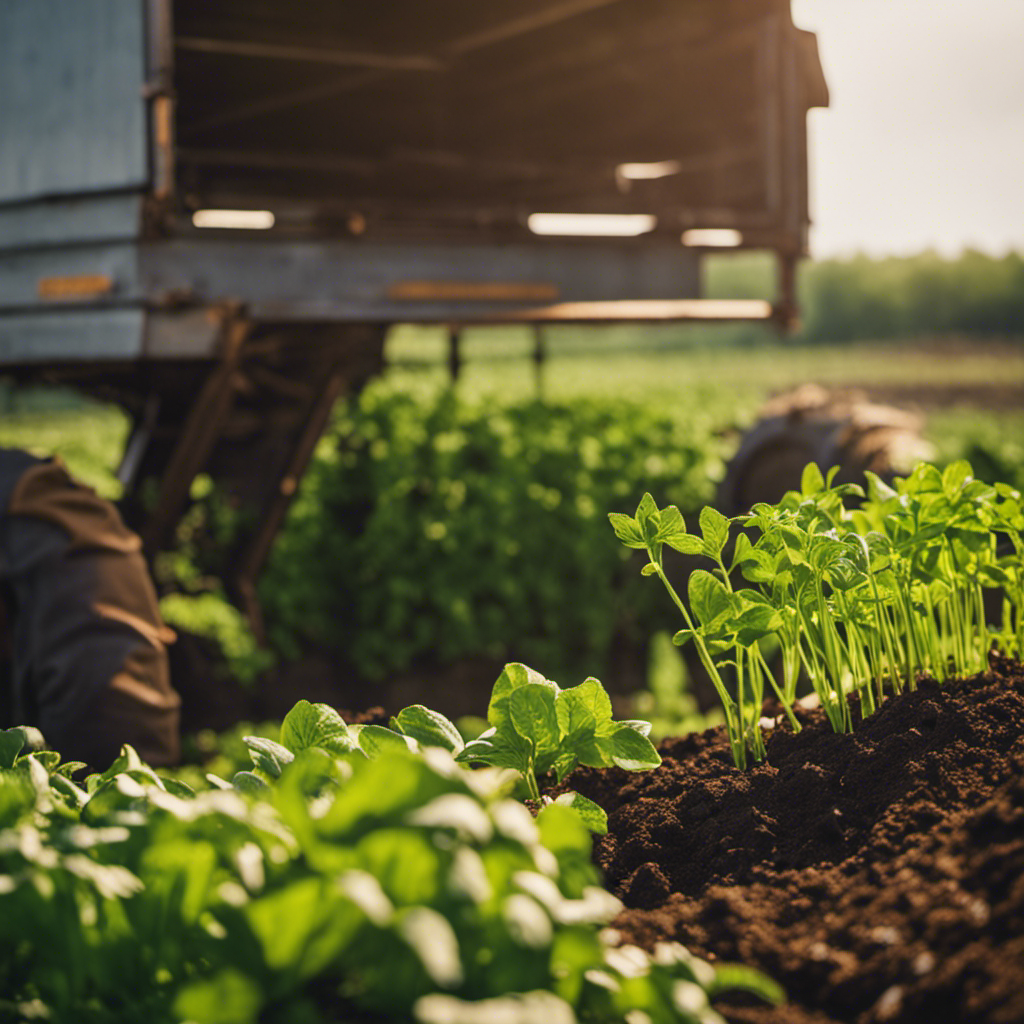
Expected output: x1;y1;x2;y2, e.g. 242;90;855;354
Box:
3;334;1022;494
386;326;1024;399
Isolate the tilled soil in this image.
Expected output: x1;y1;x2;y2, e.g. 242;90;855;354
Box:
567;654;1024;1024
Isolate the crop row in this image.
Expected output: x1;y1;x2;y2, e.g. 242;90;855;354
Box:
613;460;1023;768
0;669;779;1024
259;384;728;683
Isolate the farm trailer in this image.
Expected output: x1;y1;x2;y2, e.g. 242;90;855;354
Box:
0;0;828;622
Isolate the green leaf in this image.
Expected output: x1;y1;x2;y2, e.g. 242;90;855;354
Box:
608;727;661;771
709;964;786;1006
26;750;61;773
613;719;653;738
398;907;463;988
801;462;825;496
733;604;782;647
233;771;269;793
865;470;899;504
0;729;26;769
555;678;614;770
536;802;592;859
665;532;703;556
487;663;556;730
688;569;733;630
53;760;88;779
699;506;730;558
244;736;295;779
247;877;360;977
654;506;689;550
50;772;89;809
280;700;353;755
942;459;974;497
553;791;608;834
509;683;561;761
173;969;262;1024
457;727;532;776
608;512;646;550
556;678;613;736
160;776;197;798
672;629;695;647
635;492;658;528
391;705;465;754
356;725;416;759
640;562;659;576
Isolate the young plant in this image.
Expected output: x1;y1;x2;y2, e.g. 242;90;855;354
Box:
1;717;781;1023
237;671;659;835
455;663;661;832
610;495;801;768
614;460;1023;770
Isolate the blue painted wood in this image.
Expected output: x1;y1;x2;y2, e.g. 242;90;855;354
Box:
0;308;145;363
0;194;144;252
0;242;141;310
0;0;149;203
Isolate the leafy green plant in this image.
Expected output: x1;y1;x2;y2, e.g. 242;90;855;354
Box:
453;664;661;824
0;716;780;1024
612;460;1023;769
236;666;660;835
261;385;726;683
610;497;798;769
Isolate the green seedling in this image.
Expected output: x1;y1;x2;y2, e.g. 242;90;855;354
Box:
613;460;1023;769
611;494;800;768
456;663;661;820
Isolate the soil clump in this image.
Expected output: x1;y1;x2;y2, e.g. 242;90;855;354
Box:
568;655;1024;1024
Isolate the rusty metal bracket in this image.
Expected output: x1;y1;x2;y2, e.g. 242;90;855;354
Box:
139;310;250;557
231;367;350;642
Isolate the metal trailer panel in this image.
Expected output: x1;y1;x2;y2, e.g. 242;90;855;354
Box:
138;238;701;326
0;195;145;253
0;243;142;310
0;308;145;363
0;0;150;204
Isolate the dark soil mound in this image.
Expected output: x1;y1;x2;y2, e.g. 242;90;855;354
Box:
568;655;1024;1024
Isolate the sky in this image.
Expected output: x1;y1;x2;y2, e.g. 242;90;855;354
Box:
789;0;1024;259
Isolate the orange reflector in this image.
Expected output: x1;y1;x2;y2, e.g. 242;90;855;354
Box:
37;274;115;300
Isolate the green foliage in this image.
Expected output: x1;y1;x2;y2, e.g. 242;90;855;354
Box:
613;460;1024;768
159;592;273;685
797;250;1024;343
455;664;661;811
261;384;725;681
0;391;128;500
703;248;1024;343
0;710;778;1024
234;666;658;834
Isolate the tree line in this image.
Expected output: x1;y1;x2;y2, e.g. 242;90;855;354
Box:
705;248;1024;343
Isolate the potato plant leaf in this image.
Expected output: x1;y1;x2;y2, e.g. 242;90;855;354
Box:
509;684;561;765
688;569;733;631
233;770;269;793
486;663;555;731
